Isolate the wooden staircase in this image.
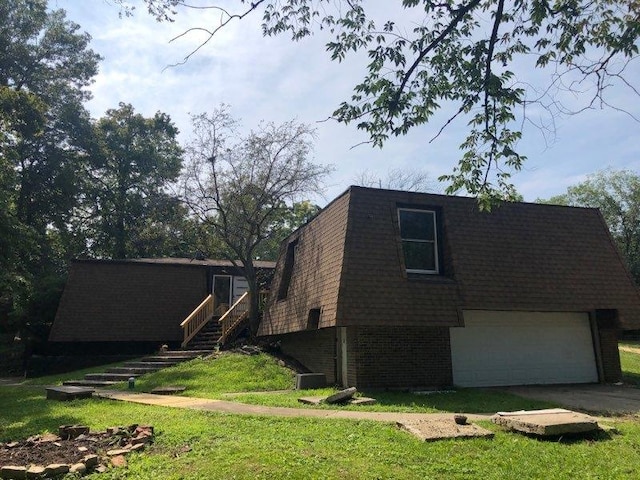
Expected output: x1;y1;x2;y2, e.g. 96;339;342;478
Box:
180;291;265;350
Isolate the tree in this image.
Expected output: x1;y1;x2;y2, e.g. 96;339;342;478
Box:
0;0;101;333
122;0;639;206
182;106;332;335
79;103;184;259
353;167;436;193
540;169;640;283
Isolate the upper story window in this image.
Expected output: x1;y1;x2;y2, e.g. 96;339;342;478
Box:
398;208;439;274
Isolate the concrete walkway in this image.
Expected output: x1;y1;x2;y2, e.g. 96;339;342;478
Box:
94;389;491;423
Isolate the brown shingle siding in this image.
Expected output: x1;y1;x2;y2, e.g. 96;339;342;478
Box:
259;191;350;336
50;261;207;342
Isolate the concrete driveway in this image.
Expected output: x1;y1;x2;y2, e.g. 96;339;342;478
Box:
502;384;640;415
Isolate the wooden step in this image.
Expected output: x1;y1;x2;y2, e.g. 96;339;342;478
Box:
122;361;179;368
84;372;141;381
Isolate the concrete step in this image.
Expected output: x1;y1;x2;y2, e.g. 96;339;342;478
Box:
106;366;162;375
122;361;179;368
84;372;141;381
156;350;211;358
63;379;118;387
141;355;200;363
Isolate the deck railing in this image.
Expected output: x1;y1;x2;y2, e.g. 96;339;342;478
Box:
180;294;215;348
218;291;250;344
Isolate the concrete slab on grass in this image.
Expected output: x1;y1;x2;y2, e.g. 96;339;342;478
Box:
492;408;600;436
398;419;494;442
46;386;94;401
298;396;377;406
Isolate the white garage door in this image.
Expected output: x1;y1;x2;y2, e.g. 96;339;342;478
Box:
450;311;598;387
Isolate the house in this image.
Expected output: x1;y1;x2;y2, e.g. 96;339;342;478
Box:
49;258;275;352
259;186;640;389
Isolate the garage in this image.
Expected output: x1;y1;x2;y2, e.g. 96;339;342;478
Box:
450;310;599;387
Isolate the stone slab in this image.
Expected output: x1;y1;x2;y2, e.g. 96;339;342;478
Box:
298;396;377;406
295;373;327;390
325;387;357;404
492;408;600;436
150;386;186;395
45;386;94;401
397;419;495;442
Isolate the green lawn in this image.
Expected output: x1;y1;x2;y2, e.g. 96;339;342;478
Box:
1;348;639;478
621;348;640;385
0;385;637;479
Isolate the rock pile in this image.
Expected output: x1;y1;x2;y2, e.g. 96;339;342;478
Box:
0;424;154;478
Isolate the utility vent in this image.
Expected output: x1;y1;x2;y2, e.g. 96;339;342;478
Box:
307;308;321;330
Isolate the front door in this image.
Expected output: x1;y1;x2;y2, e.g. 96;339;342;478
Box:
213;275;232;315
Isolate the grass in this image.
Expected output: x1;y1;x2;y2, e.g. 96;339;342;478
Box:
620;348;640;385
22;361;129;386
0;386;638;479
126;353;295;397
1;348;640;478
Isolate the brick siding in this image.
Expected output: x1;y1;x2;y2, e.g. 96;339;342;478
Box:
598;328;622;383
350;326;452;389
278;328;337;384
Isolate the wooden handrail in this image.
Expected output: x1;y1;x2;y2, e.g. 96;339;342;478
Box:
218;291;250;344
180;294;215;348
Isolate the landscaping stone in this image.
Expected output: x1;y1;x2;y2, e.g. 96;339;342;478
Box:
58;425;89;440
325;387;358;404
398;419;495;442
69;463;86;475
82;454;98;468
295;373;326;390
110;455;127;468
107;449;129;457
0;424;154;478
1;466;27;479
492;408;600;436
43;464;69;477
25;466;45;479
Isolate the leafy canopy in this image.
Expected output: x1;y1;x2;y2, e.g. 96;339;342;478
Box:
124;0;638;206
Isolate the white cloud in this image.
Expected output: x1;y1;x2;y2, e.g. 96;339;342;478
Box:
52;0;640;205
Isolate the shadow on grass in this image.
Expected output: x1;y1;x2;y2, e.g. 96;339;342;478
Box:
0;387;89;441
359;388;558;414
622;372;640;387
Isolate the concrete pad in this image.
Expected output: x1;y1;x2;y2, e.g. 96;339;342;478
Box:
298;396;377;406
398;419;494;442
501;384;640;415
45;386;94;401
295;373;326;390
492;408;600;436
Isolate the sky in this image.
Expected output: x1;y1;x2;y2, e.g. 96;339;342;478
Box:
50;0;640;205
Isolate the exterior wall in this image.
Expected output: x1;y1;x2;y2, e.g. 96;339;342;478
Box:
350;326;453;389
338;188;461;327
260;191;351;336
598;328;622;383
49;261;208;342
278;328;337;384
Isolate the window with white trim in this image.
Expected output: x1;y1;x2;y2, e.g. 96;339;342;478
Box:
398;208;439;274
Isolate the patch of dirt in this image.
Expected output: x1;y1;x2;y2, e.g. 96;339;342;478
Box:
0;425;153;470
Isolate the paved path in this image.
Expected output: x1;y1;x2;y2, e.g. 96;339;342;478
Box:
94;389;491;423
502;384;640;415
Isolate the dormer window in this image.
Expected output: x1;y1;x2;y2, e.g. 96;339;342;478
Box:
398;208;438;274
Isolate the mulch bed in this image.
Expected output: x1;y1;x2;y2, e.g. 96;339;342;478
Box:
0;424;154;476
